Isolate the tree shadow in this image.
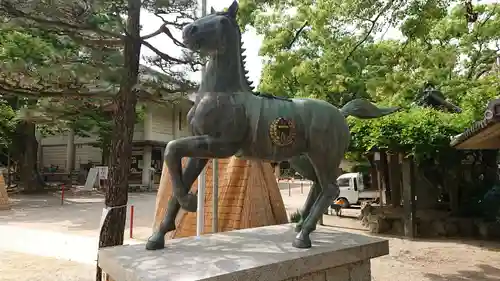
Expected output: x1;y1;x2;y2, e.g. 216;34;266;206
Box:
99;225;380;281
425;264;500;281
0;192;158;233
322;216;500;250
365;231;500;251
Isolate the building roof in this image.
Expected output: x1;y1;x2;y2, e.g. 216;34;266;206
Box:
414;85;462;113
450;98;500;149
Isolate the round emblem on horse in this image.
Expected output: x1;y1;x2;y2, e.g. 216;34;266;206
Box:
269;117;296;146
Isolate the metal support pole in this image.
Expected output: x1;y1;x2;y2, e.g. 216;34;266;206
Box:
196;167;206;237
196;0;207;238
212;159;219;233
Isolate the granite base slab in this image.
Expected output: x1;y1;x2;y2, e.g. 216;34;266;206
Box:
98;224;388;281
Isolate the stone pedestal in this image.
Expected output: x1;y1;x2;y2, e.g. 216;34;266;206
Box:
98;224;388;281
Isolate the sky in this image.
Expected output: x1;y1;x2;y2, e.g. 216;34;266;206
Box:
140;0;263;87
140;0;498;88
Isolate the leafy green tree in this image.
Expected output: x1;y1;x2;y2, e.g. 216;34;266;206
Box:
238;0;499;217
0;100;16;165
0;27;80;190
238;0;499;159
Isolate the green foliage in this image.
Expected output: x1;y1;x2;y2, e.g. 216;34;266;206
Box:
348;108;471;162
0;100;17;152
0;0;198;157
238;0;500;161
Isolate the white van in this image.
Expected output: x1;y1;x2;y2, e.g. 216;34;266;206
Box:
335;172;379;207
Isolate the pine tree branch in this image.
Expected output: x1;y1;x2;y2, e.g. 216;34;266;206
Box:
66;33;123;47
0;81;194;101
0;1;124;39
140;23;186;48
0;84;117;98
141;25;166;40
140;39;192;65
153;12;192;29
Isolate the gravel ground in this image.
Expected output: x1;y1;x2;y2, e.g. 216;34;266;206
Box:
1;186;500;281
371;236;500;281
0;251;95;281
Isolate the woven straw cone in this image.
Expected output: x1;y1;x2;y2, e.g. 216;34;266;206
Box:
152;157;288;239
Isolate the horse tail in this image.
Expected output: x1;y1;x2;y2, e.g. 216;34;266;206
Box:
340;98;400;119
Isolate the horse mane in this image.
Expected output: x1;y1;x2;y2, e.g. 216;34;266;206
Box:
219;12;255;91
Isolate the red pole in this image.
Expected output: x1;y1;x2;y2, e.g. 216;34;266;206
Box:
288;179;291;197
61;184;65;205
129;205;134;239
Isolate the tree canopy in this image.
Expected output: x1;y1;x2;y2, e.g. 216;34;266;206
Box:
238;0;500;161
0;0;199;126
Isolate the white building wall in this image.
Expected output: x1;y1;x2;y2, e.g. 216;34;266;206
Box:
75;144;102;169
41;146;66;169
42;144;102;170
41;133;98;146
150;104;174;141
40;100;190;171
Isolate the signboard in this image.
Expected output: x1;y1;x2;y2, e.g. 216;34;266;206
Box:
96;166;109;180
84;168;98;191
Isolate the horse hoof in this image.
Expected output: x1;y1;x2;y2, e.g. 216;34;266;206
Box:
145;233;165;250
179;194;198;212
292;236;312;249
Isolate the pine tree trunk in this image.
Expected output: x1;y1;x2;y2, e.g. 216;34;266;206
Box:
95;0;141;279
17;121;44;193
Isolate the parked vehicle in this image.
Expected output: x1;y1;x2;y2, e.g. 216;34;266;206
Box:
334;172;379;207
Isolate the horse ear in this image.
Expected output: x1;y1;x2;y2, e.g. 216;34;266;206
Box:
210;6;216;14
227;0;238;18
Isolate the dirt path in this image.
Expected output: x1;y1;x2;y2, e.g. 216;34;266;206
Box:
0;251;95;281
371;235;500;281
1;188;500;281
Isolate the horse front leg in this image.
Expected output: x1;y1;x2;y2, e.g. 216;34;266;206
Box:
146;157;209;250
164;135;241;212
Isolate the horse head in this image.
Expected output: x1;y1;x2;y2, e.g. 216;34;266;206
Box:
182;1;239;56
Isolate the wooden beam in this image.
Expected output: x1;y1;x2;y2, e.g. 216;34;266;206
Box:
367;154;379;191
380;152;390;205
388;153;402;207
401;155;416;238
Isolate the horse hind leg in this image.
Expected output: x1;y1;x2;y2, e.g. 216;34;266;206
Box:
289;155;320;233
292;155;341;249
146;158;208;250
295;182;320;233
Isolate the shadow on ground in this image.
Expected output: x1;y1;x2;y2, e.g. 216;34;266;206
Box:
425;264;500;281
0;192;158;234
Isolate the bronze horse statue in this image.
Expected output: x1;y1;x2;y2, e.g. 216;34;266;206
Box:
146;0;399;250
